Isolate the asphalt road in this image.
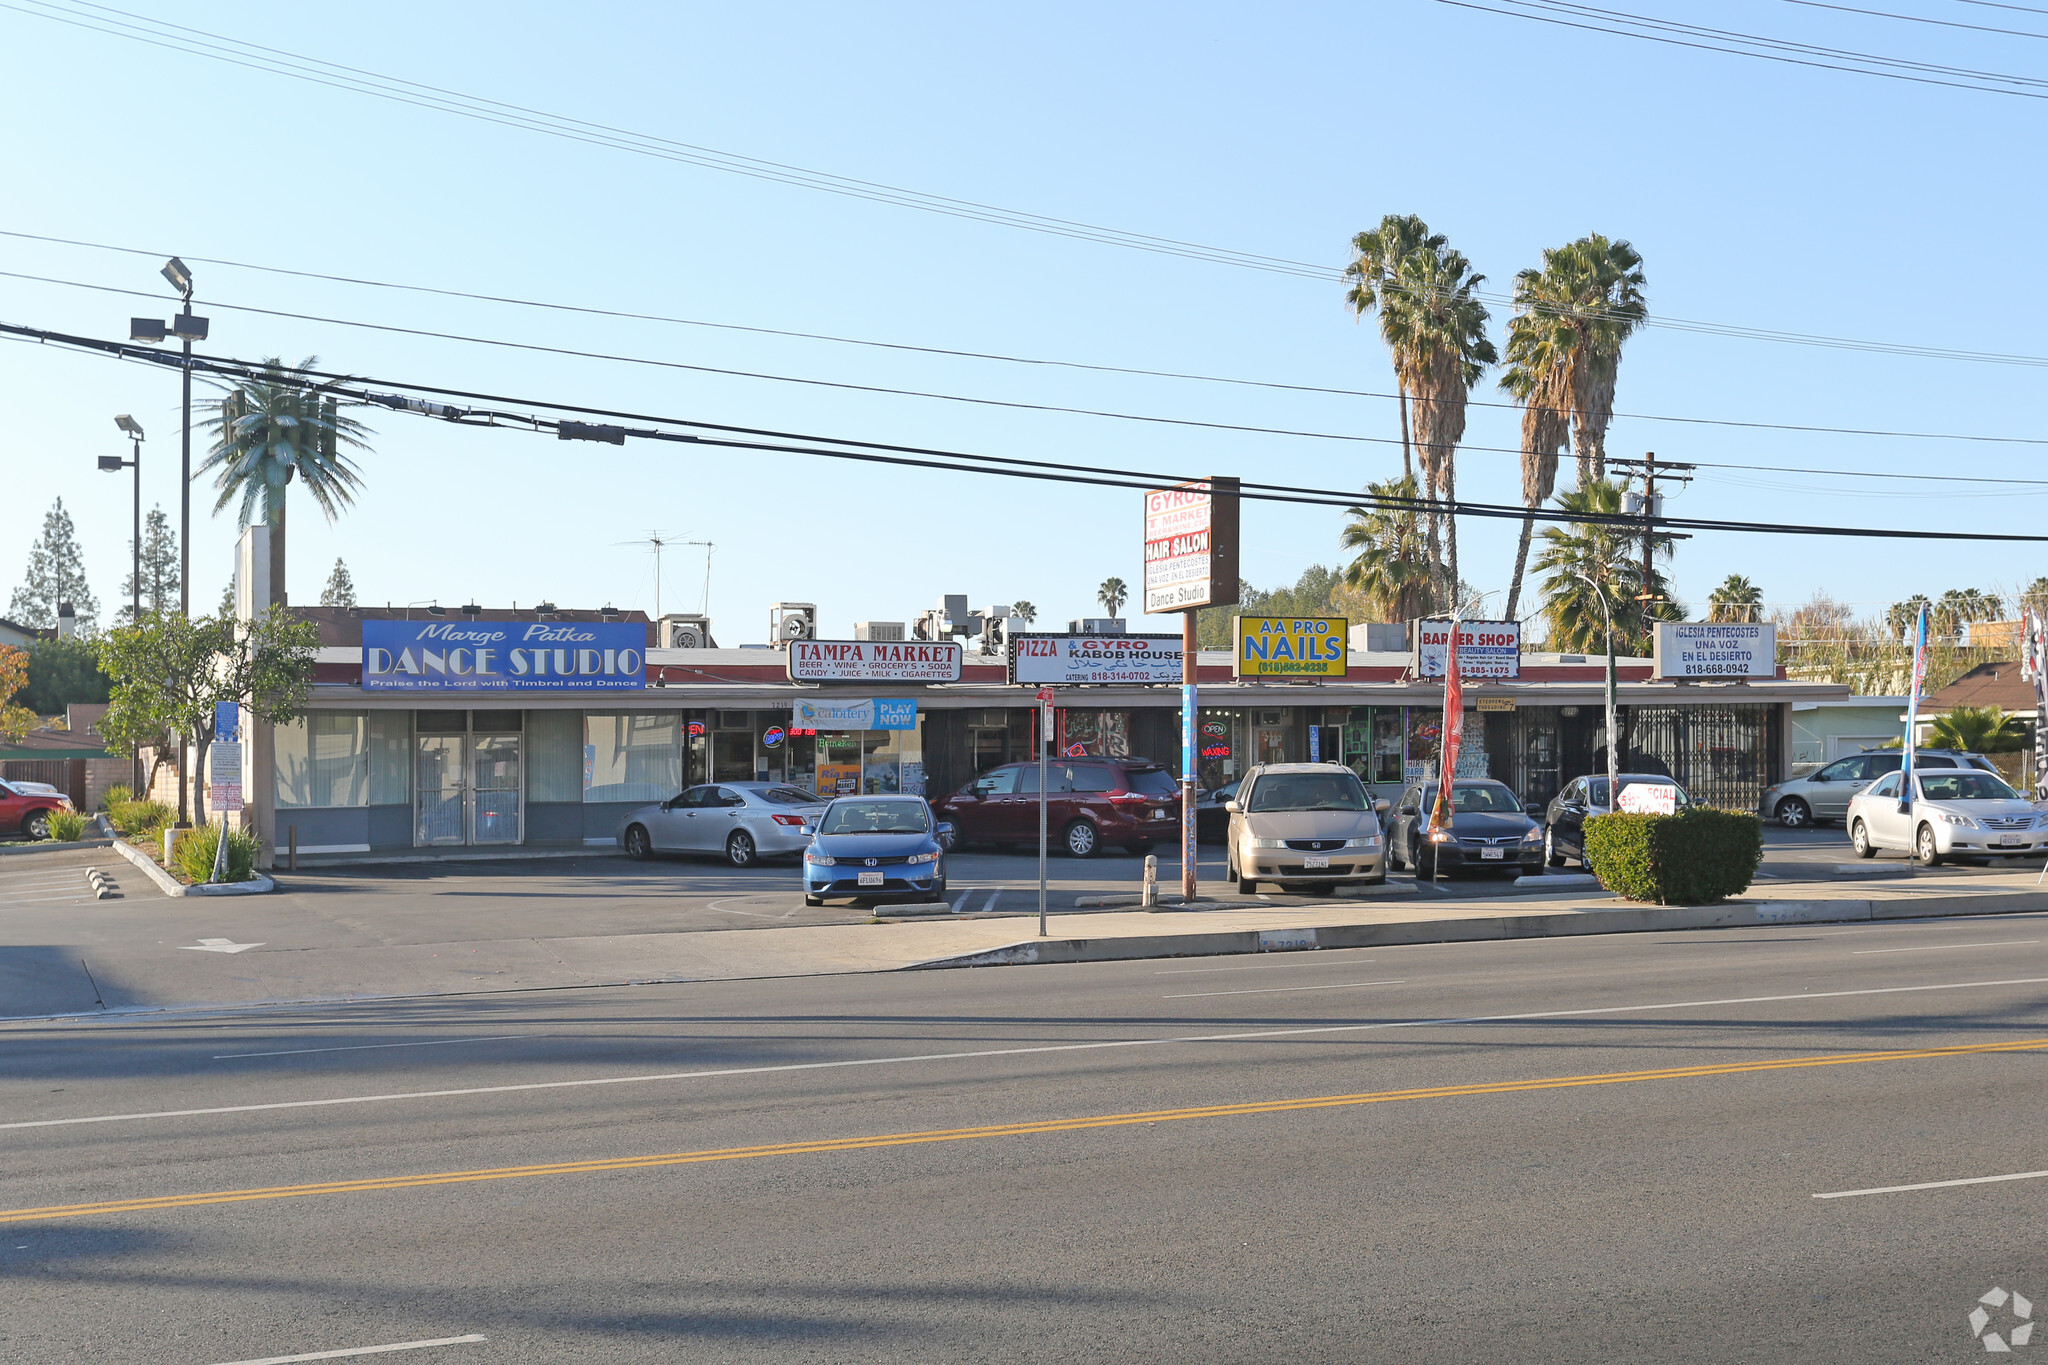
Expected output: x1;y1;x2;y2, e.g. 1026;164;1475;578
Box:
7;911;2048;1362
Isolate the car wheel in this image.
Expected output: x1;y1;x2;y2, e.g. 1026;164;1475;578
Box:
1062;820;1099;858
1777;797;1812;829
1123;842;1155;857
1229;855;1257;895
1545;826;1566;868
1914;823;1943;867
1850;819;1876;860
803;894;824;907
23;810;51;840
726;830;757;868
622;824;652;860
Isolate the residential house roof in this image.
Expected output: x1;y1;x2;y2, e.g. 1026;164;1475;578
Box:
1924;661;2039;716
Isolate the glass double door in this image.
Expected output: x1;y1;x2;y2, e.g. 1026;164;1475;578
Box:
416;729;522;846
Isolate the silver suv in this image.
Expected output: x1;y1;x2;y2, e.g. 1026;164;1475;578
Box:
1759;749;1995;828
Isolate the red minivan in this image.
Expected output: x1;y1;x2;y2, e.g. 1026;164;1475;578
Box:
933;758;1181;857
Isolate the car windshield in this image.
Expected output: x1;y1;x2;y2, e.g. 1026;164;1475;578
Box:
761;787;822;806
820;800;929;834
1247;772;1368;812
1589;779;1690;808
1917;772;2020;802
1127;767;1179;799
1420;784;1523;814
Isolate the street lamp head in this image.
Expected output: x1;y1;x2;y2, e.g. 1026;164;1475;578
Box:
114;414;144;437
129;318;167;344
97;455;125;473
170;313;209;342
161;257;193;296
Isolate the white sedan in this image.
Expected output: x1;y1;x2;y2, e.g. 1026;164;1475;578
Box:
619;782;828;867
1847;768;2048;866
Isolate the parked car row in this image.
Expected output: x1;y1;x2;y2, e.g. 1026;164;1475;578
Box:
0;778;75;840
1759;749;1996;828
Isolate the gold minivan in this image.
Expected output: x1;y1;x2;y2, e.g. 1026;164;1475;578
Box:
1223;762;1389;895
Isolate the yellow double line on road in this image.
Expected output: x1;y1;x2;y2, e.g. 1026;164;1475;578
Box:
8;1036;2045;1225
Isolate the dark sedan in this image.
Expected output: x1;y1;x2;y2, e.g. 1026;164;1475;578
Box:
1385;779;1546;878
1543;773;1693;867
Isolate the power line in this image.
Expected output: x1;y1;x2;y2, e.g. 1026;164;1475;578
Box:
1776;0;2048;40
11;317;2048;547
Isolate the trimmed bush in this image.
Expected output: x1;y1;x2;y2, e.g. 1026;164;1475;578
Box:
170;821;259;884
1583;808;1764;905
44;809;88;841
101;784;133;810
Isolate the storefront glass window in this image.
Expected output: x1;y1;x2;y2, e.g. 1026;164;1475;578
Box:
274;712;368;808
1195;709;1241;790
368;712;410;805
584;712;680;803
815;732;862;796
712;720;756;782
1407;708;1443;782
1061;711;1130;758
525;710;583;802
864;724;926;795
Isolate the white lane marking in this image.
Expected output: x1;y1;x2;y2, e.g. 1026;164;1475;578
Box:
703;898;785;920
1;876;111;889
1815;1170;2048;1200
1157;957;1375;975
1853;941;2039;955
214;1034;542;1060
1165;979;1407;999
0;891;111;904
10;974;2048;1134
984;888;1002;914
208;1335;486;1364
181;939;265;954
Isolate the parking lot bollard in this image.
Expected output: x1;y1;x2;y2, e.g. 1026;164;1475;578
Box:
1142;853;1158;907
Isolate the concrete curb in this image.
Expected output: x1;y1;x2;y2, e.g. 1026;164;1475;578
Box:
0;813;116;856
908;889;2048;970
108;836;277;898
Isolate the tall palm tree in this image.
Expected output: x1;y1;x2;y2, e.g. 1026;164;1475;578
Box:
1533;479;1680;655
1932;587;2003;640
1708;574;1764;623
1344;215;1496;604
1011;600;1037;626
1929;704;2027;753
1097;577;1128;618
1886;594;1931;640
1339;475;1435;622
199;357;371;608
1498;235;1647;618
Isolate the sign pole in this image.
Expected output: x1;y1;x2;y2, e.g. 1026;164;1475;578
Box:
1182;608;1198;904
1039;690;1052;935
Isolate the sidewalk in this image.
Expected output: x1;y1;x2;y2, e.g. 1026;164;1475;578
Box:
9;866;2048;1022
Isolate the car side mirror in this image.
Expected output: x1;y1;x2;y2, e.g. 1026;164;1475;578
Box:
1526;803;1543;817
936;821;955;838
1399;804;1417;816
1373;798;1390;815
1223;799;1239;813
799;825;815;837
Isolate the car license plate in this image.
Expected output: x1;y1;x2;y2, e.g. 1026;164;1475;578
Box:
857;870;884;887
1151;809;1165;820
1302;855;1330;869
1481;846;1505;860
1999;834;2022;847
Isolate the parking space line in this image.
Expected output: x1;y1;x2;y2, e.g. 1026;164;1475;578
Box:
207;1334;487;1364
1815;1169;2048;1200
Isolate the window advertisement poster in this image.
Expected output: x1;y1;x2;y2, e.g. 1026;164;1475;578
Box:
1008;633;1183;685
791;698;919;731
1414;619;1522;680
1234;616;1349;679
1653;622;1778;680
1141;477;1240;614
362;620;646;691
788;640;963;683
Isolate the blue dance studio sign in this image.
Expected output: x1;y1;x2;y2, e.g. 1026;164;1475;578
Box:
362;620;647;691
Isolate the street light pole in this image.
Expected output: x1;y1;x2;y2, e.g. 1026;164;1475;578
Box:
104;416;146;793
1573;570;1620;813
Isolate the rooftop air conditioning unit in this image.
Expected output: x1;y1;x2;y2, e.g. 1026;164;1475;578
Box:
660;613;715;649
770;602;817;648
1069;618;1125;635
855;621;906;642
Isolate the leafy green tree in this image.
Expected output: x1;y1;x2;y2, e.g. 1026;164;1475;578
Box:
0;645;35;743
1708;574;1764;624
1533;478;1682;655
95;606;319;826
199;357;372;606
319;557;358;608
1097;577;1128;618
1928;705;2027;753
7;497;99;632
18;637;111;714
2021;577;2048;617
1885;594;1931;640
1340;475;1435;623
1010;600;1037;625
116;505;180;626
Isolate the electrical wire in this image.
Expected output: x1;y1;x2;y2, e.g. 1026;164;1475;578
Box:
1776;0;2048;40
10;317;2048;546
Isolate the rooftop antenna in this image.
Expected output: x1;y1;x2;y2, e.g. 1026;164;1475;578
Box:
613;530;673;618
685;540;714;616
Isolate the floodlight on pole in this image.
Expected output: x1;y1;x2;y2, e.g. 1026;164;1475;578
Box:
161;256;193;297
114;414;144;437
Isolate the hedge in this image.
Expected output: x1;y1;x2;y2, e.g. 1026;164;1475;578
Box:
1582;808;1764;905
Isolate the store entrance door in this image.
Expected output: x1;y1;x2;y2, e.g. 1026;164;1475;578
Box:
415;733;466;846
414;715;524;847
470;730;522;844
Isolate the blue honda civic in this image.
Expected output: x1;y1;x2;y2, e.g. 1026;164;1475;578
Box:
801;795;952;906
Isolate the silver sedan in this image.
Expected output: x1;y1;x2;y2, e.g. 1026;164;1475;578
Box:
619;782;828;867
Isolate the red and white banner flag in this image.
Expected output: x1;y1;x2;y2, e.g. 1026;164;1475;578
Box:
1430;621;1464;834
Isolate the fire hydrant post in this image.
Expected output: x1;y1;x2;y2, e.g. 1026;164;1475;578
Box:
1142;853;1159;907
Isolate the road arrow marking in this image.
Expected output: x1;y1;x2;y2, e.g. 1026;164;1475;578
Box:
180;938;264;954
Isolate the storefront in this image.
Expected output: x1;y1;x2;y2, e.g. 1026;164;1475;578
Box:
264;608;1838;861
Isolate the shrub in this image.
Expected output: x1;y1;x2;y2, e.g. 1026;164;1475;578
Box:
44;809;88;841
170;821;259;884
1583;808;1764;905
109;799;171;837
101;784;133;809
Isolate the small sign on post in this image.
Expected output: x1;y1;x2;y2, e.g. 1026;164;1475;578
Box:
1617;782;1679;815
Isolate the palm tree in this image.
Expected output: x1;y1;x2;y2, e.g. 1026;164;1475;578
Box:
199;357;371;607
1708;574;1764;623
1928;705;2027;753
1344;215;1496;603
1886;594;1931;640
1339;475;1435;622
1097;577;1128;618
1011;600;1037;626
1498;236;1647;618
2021;577;2048;618
1532;479;1680;655
1932;587;2003;640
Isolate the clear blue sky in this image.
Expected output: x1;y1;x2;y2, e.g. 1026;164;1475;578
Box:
2;0;2043;638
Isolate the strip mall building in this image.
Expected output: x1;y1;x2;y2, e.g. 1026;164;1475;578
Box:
249;607;1843;860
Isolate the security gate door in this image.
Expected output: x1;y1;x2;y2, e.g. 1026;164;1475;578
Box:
415;733;466;846
470;730;522;844
414;714;525;846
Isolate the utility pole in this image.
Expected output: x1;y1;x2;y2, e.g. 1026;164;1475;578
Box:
1607;453;1695;600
